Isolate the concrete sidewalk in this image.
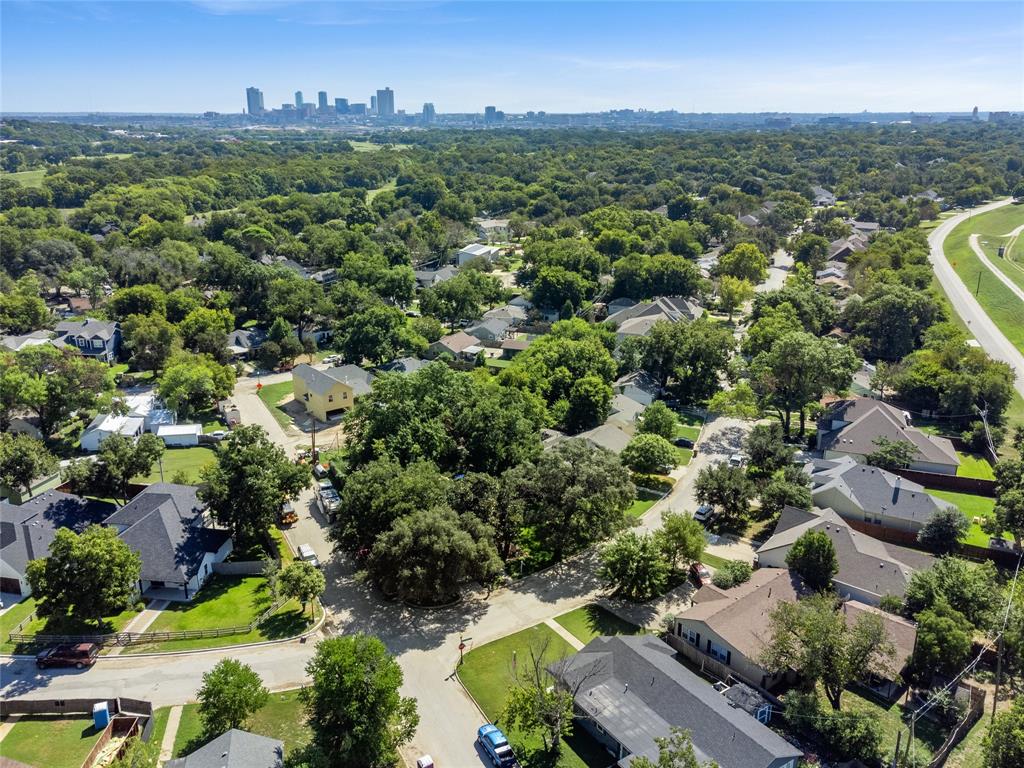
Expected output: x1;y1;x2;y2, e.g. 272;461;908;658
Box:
106;600;168;657
159;705;183;764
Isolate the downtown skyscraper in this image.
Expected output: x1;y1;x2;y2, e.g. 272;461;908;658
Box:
245;86;264;115
376;87;395;117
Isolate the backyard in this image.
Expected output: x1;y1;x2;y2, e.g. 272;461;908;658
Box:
553;604;642;645
458;623;612;768
0;714;103;768
132;445;217;484
956;452;996;481
925;488;1005;547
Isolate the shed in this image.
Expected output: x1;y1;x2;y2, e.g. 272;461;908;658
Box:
156;424;202;447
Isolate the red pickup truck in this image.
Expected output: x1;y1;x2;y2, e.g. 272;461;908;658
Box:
36;643;100;670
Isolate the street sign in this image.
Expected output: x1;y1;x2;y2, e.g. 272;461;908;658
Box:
458;642;466;651
256;382;263;391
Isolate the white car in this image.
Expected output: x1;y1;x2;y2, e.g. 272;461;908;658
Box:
693;504;714;523
728;453;745;467
297;544;321;569
208;430;228;440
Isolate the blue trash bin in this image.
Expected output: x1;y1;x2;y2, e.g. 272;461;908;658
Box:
93;701;110;730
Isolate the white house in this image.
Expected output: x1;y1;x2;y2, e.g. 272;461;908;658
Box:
456;242;502;266
473;217;511;243
79;413;145;452
156;423;202;447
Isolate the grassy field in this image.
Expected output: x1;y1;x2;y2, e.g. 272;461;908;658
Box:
553;604;642;645
133;445;216;484
625;496;657;520
956;452;996;480
699;552;738;570
2;168;47;187
459;624;610;767
0;715;102;768
946;713;988;768
366;177;397;201
257;380;296;430
961;203;1024;293
840;687;947;764
348;140;409;153
0;597;140;653
173;689;311;758
942;203;1024;354
132;576;317;653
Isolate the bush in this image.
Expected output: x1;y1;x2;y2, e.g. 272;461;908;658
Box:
711;560;752;589
621;433;677;474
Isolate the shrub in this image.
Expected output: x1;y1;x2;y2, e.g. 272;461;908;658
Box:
711;560;752;589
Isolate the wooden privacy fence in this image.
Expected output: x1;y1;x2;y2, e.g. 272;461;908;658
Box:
8;596;289;648
0;697;153;718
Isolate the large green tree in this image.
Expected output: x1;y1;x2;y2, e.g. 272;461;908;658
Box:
96;432;165;504
196;659;269;740
0;432;58;499
785;530;838;592
278;560;326;617
121;313;180;375
599;531;670;600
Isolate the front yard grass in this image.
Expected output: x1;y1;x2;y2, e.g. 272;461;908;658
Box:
133;445;216;484
956;452;996;480
459;624;610;767
625;489;662;520
0;597;139;653
173;689;311;758
554;604;642;645
256;380;296;431
0;714;102;768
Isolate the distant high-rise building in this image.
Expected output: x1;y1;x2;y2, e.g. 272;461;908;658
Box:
335;98;349;115
972;105;979;121
295;91;304;108
300;103;316;118
370;95;377;114
318;91;328;111
422;102;436;123
245;86;264;116
376;87;395;117
484;105;504;124
349;102;367;116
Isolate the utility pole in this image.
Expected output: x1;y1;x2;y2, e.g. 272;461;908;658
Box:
992;634;1004;722
891;731;902;768
976;270;982;296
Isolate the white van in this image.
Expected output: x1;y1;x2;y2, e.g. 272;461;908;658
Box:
297;544;321;569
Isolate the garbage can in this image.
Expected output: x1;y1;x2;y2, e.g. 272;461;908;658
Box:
93;701;110;730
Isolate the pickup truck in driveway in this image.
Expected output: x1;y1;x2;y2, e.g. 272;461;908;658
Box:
477;724;520;767
36;643;99;669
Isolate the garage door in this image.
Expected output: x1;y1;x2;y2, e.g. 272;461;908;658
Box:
0;577;23;595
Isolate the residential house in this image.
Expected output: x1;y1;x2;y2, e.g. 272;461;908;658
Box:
605;296;703;341
455;242;502;266
827;234;869;262
465;318;510;343
165;729;284;768
817;398;960;475
739;213;761;227
483;302;530;326
613;370;661;406
0;491;115;596
841;600;917;698
292;363;373;421
669;568;804;690
473;216;511;242
499;337;531;358
809;456;957;534
553;634;801;768
414;265;459;290
849;220;881;237
812;186;837;207
309;268;338;287
103;483;232;600
755;506;933;605
54;318;121;362
259;255;309;279
573;422;634;455
609;393;647;425
426;331;480;360
225;327;267;359
378;357;429;374
79;412;145;452
0;330;53;352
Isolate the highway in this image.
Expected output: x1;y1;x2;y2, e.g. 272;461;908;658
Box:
927;199;1024;398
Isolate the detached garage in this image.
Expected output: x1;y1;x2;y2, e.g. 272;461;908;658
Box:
157;424;202;447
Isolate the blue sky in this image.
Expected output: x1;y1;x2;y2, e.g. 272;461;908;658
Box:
2;1;1022;114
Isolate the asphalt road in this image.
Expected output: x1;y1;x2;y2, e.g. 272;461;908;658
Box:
928;199;1024;397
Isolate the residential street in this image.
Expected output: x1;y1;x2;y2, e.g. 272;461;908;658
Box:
928;198;1024;397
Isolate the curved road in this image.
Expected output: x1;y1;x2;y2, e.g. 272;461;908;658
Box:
928;198;1024;397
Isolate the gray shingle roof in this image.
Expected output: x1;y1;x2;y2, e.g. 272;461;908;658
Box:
293;364;374;397
55;318;119;341
0;492;115;577
606;296;703;337
554;635;800;768
103;484;230;584
164;729;283;768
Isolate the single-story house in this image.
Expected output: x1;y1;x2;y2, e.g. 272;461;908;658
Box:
0;330;53;352
0;491;115;596
614;370;661;406
309;268;338;287
456;242;502;266
165;729;284;768
54;318;121;362
102;483;232;600
669;568;804;690
827;234;869;262
378;357;429;374
483;302;529;325
573;422;634;455
755;506;933;605
609;393;647;424
809;456;957;534
473;216;511;242
156;423;202;447
812;186;837;207
465;317;510;343
292;363;374;421
500;337;531;358
841;599;917;699
80;413;145;452
414;265;459;290
849;220;881;237
553;634;801;768
426;331;479;360
817;398;960;475
605;297;703;341
225;327;267;359
739;213;761;228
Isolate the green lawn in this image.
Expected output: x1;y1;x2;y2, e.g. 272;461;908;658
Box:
133;446;216;484
131;576;318;653
675;446;693;466
459;624;610;767
2;168;47;188
839;687;947;764
173;689;311;758
956;452;996;480
625;497;657;520
366;177;397;201
485;357;513;369
148;706;171;760
0;715;103;768
943;203;1024;354
962;203;1024;293
925;488;1006;547
256;380;296;431
673;423;702;442
553;604;642;645
699;552;735;570
946;713;988;768
0;597;139;653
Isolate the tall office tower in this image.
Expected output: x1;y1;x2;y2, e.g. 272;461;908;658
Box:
295;91;304;108
376;87;395;117
245;86;264;115
300;103;316;118
484;105;497;122
972;105;979;121
335;97;349;114
318;91;328;111
370;95;377;114
421;103;436;123
349;103;367;115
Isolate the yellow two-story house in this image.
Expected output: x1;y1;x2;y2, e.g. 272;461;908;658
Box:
292;363;374;421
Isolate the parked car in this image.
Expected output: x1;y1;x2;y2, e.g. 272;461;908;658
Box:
728;453;745;467
208;430;228;441
689;562;711;587
317;478;334;492
477;724;520;768
297;544;321;568
36;643;99;670
415;757;434;768
312;463;329;479
673;436;694;449
278;501;298;527
693;504;714;523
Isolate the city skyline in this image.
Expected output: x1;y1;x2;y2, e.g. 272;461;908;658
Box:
2;1;1022;114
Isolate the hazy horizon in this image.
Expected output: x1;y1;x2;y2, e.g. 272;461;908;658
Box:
2;1;1023;115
